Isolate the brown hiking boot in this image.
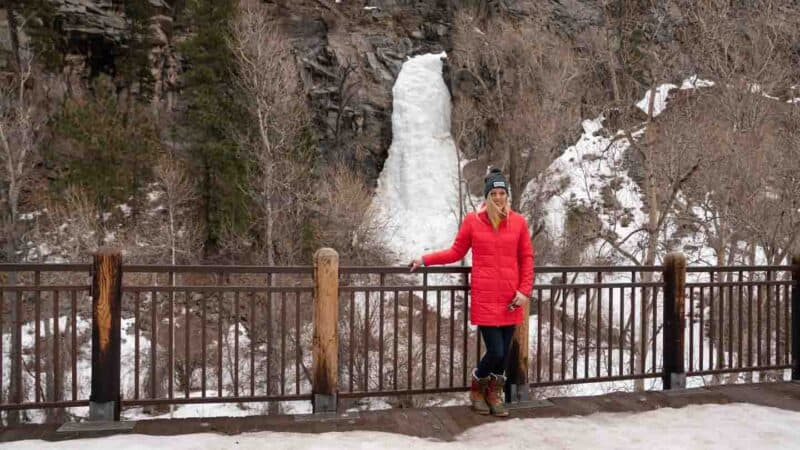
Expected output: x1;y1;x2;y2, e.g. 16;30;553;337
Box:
470;371;491;415
487;374;509;417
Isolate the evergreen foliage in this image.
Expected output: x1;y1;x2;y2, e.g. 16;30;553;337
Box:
178;0;250;250
10;0;67;71
51;77;161;213
118;0;158;100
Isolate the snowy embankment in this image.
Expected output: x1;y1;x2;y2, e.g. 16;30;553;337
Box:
6;404;800;449
523;75;715;262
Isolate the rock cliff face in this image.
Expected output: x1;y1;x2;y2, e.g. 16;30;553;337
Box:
0;0;454;183
0;0;177;102
278;1;452;182
1;0;778;190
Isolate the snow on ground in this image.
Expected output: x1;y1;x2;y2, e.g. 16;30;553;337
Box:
635;77;715;118
2;315;92;423
5;404;800;449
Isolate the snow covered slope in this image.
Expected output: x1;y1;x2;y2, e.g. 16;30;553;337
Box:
523;76;715;264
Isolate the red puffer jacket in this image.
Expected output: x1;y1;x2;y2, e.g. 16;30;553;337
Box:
422;208;534;326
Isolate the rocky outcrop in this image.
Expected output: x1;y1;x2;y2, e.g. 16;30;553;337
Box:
43;0;170;42
281;1;452;182
0;0;177;104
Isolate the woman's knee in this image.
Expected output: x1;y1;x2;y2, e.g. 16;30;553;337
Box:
484;342;506;362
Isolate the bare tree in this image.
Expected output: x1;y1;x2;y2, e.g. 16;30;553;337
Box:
229;0;310;266
133;154;203;265
0;48;43;424
450;10;581;212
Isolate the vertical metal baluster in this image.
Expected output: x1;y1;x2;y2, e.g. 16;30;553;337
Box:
202;289;207;398
619;286;624;376
218;288;223;397
72;290;77;401
785;278;791;366
738;271;743;368
394;289;399;391
15;290;22;405
265;274;272;395
573;286;578;379
536;287;542;383
449;289;454;388
608;286;613;377
422;272;427;390
435;289;440;389
380;273;386;391
251;291;256;397
280;291;286;395
629;281;635;375
728;282;733;368
699;286;704;371
408;289;414;390
549;287;555;382
651;285;656;373
53;290;61;406
757;283;763;366
747;283;753;367
151;289;158;399
776;282;782;367
234;291;240;397
710;272;715;370
134;291;140;400
266;286;273;396
641;280;647;374
561;272;567;380
349;290;355;392
295;291;301;395
463;283;469;386
185;289;191;399
364;290;370;392
689;286;694;373
35;272;41;403
596;273;602;378
584;287;589;379
168;272;174;399
15;290;25;403
767;270;772;366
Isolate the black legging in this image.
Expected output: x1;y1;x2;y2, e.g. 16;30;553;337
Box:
475;325;516;378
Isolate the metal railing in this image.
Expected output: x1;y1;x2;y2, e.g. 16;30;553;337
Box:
531;266;665;387
685;266;793;377
338;266;473;398
119;265;315;407
0;255;797;417
0;264;92;412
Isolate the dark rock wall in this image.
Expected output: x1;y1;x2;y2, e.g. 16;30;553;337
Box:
280;1;453;183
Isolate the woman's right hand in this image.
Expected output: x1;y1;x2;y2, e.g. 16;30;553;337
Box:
408;257;423;272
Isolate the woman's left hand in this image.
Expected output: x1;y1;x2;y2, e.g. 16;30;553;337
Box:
511;291;529;309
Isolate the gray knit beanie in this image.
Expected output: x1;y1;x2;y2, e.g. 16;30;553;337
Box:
483;167;509;198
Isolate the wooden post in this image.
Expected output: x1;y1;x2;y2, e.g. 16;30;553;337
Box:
792;255;800;381
662;252;686;390
312;248;339;413
506;297;530;402
90;248;122;421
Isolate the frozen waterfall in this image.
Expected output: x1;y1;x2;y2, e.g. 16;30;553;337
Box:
372;53;462;263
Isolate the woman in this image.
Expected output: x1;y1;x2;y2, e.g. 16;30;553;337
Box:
409;168;534;417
